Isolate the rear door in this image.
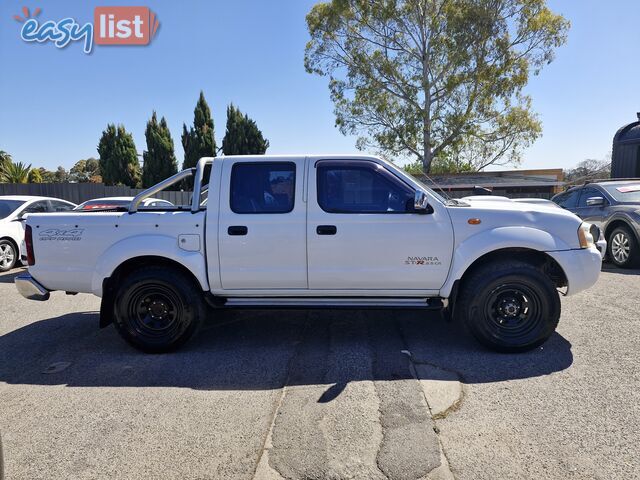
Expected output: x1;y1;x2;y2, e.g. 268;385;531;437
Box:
306;159;453;291
554;188;581;214
218;157;307;289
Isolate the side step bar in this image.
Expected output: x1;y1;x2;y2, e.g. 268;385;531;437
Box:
216;297;444;310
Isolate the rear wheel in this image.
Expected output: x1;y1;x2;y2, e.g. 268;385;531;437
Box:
113;266;205;353
0;240;17;272
607;226;639;268
456;260;561;353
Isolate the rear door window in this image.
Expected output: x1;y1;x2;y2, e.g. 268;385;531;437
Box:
21;200;49;215
555;189;580;209
49;200;75;212
230;163;295;214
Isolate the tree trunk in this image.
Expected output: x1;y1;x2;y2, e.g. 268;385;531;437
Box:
422;148;433;174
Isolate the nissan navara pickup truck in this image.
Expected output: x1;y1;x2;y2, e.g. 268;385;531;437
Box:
15;155;603;353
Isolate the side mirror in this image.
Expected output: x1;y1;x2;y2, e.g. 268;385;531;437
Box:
414;191;433;214
586;196;605;207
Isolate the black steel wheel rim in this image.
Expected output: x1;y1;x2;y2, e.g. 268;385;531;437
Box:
483;283;543;343
125;283;186;339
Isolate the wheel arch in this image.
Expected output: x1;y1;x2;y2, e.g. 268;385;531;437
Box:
604;217;639;242
108;256;204;291
440;225;573;299
443;247;568;308
99;255;207;329
90;234;209;297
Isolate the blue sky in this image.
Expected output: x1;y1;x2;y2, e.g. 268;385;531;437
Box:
1;0;639;172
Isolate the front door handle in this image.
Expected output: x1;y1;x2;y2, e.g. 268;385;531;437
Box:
228;225;248;236
316;225;337;235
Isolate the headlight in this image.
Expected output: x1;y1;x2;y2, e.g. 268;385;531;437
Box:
578;222;595;248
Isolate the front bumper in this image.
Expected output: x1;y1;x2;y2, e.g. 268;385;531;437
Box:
15;273;50;301
548;247;602;296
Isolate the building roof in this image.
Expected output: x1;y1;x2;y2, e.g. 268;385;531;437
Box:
413;169;565;190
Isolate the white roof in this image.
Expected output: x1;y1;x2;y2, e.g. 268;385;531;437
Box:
213;154;382;161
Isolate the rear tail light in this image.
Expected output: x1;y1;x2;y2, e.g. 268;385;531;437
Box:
25;225;35;266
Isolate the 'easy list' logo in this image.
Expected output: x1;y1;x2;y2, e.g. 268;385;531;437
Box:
94;7;159;46
14;6;159;54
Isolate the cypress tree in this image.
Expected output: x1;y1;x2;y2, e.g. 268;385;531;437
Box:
98;124;141;187
221;104;269;155
142;112;178;188
181;91;216;170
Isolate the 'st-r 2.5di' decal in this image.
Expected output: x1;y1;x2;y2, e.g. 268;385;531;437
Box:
405;256;441;266
39;228;84;241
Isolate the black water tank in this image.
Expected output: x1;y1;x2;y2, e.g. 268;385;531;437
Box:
612;113;640;178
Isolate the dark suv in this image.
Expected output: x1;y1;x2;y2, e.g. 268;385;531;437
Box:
552;180;640;268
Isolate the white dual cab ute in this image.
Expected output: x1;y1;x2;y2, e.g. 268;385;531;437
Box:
16;155;603;353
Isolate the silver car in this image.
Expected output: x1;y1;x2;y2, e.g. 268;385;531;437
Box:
552;180;640;268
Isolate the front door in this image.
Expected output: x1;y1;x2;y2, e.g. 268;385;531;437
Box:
307;159;453;291
218;157;307;290
575;187;607;228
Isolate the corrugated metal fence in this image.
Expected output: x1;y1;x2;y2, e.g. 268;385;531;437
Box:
0;183;193;205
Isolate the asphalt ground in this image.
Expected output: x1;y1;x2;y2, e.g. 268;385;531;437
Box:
0;265;638;479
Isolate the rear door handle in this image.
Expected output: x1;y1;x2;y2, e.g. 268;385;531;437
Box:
228;225;248;236
316;225;337;235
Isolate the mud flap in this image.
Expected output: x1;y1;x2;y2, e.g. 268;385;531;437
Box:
99;277;115;328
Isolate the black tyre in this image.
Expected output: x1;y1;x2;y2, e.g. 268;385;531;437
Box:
113;266;205;353
0;239;17;272
456;260;561;353
607;226;640;268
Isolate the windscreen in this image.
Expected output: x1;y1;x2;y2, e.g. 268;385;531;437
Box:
0;200;26;219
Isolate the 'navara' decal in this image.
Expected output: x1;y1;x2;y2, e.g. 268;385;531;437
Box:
405;256;441;266
39;228;84;241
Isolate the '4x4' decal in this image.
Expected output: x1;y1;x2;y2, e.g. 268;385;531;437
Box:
39;229;84;241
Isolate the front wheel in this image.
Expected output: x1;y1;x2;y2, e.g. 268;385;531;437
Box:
0;240;17;272
456;261;561;353
113;266;205;353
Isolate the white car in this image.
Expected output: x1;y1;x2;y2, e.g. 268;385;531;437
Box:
512;198;559;207
0;196;76;272
16;155;603;353
75;197;174;210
